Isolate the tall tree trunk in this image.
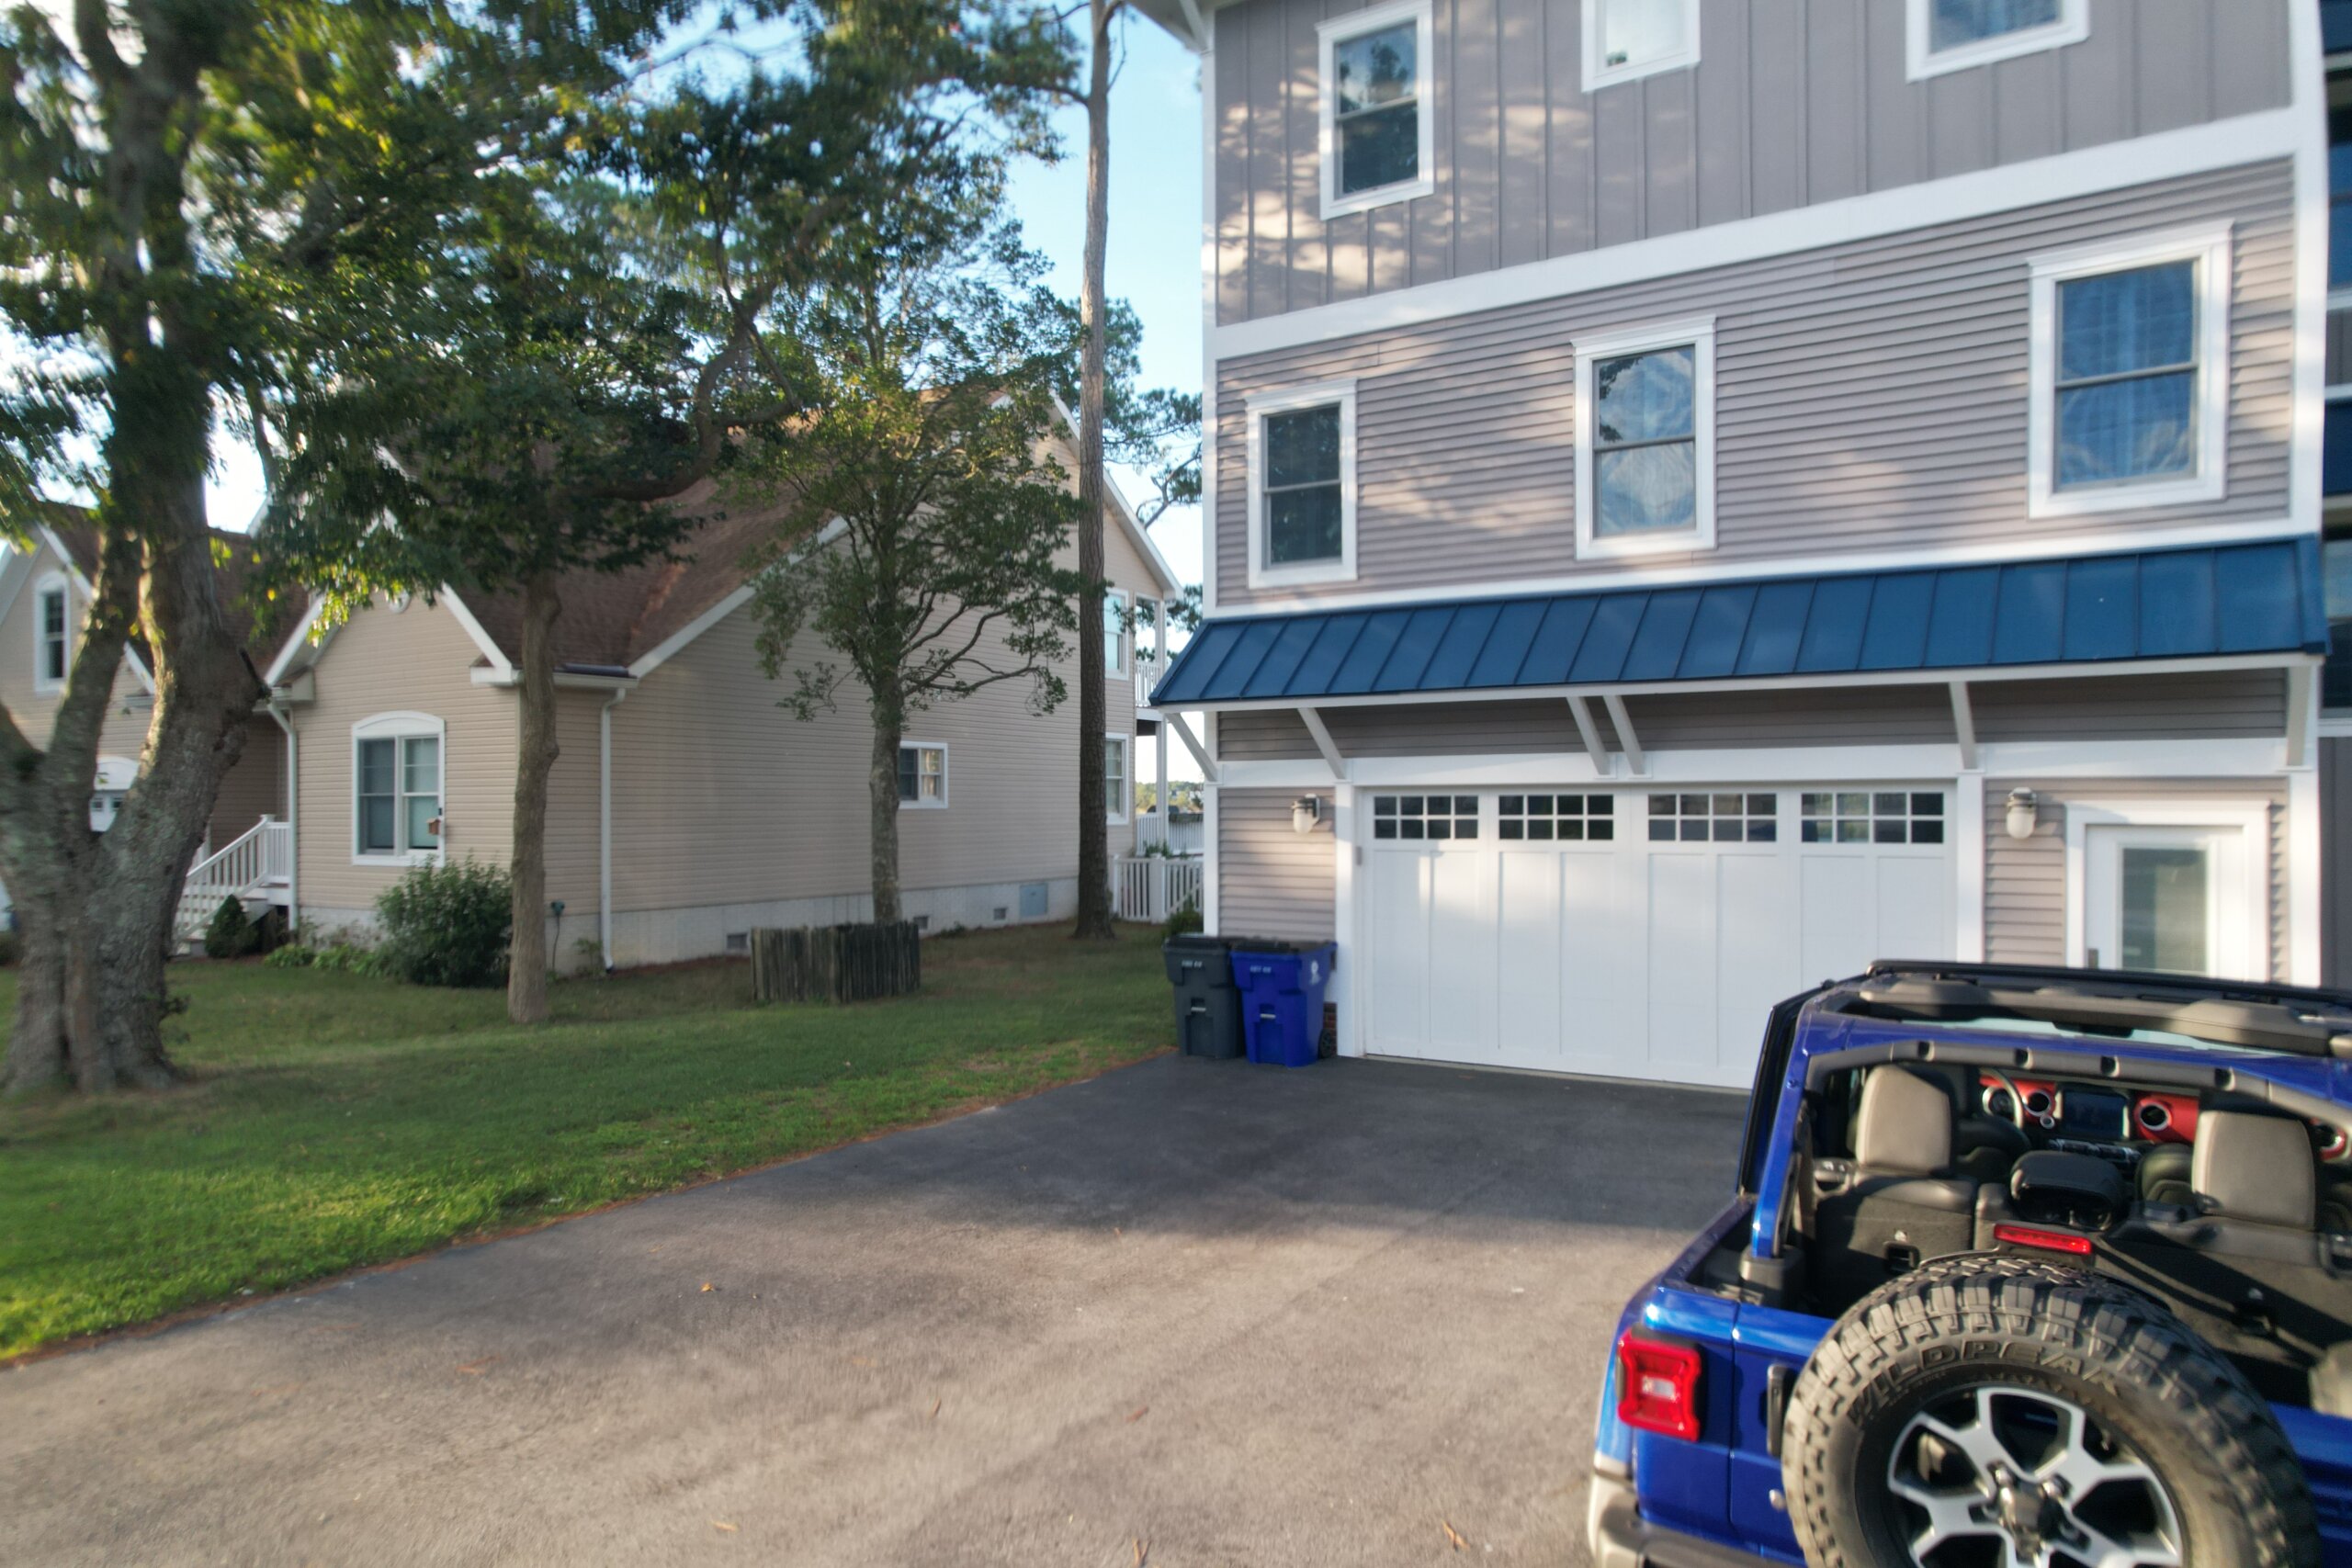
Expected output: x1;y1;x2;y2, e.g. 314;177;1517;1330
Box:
868;717;903;924
507;572;560;1023
1071;0;1117;941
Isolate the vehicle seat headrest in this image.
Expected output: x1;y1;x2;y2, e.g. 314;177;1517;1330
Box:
1855;1066;1952;1178
2192;1111;2316;1229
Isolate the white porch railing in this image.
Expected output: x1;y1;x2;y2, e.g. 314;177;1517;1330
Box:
1114;854;1203;924
176;817;291;942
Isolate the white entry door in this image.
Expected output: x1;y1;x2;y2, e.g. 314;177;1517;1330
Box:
2083;823;2255;979
1360;784;1955;1088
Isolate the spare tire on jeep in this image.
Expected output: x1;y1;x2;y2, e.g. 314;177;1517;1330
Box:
1781;1253;2319;1568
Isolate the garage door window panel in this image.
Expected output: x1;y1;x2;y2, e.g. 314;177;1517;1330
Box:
1649;792;1775;843
1498;794;1614;841
1373;794;1477;841
1802;790;1944;844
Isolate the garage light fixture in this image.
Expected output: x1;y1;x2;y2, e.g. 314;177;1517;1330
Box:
1291;795;1322;834
2005;788;2039;841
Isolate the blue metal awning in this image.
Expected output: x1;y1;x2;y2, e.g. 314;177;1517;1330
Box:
1151;538;2325;707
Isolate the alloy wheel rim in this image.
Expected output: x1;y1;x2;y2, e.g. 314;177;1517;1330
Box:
1883;1384;2183;1568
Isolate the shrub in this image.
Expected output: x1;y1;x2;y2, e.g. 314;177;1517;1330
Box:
375;859;512;988
203;897;261;960
264;941;384;976
1163;901;1204;938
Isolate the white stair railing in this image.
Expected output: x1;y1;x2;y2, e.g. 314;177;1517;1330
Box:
176;817;290;942
1113;855;1204;923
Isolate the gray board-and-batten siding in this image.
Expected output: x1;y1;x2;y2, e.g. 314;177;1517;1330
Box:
1214;0;2291;325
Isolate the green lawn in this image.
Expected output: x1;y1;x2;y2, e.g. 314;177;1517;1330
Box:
0;925;1171;1359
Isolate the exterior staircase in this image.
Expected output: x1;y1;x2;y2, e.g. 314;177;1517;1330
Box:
176;817;291;946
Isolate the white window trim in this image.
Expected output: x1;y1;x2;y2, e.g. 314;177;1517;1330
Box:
1105;733;1132;824
1104;589;1129;676
1246;380;1359;590
1581;0;1701;93
898;740;949;811
1574;316;1718;560
1317;0;1435;220
2026;225;2232;520
351;711;447;867
2061;799;2271;979
1905;0;2087;81
31;571;67;695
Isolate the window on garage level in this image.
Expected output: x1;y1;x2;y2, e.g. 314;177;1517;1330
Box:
1649;793;1776;842
898;742;947;807
1318;0;1431;217
1373;794;1477;840
1498;794;1614;841
1801;791;1946;845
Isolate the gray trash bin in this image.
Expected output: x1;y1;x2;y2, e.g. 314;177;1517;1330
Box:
1162;934;1244;1059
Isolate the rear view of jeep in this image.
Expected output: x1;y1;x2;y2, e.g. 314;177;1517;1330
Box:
1588;964;2352;1568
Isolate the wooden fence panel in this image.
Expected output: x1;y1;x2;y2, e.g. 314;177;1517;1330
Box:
751;921;921;1003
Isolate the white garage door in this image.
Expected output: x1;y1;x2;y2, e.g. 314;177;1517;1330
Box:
1361;786;1954;1088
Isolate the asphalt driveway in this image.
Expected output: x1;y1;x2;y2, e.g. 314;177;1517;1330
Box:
0;1054;1743;1567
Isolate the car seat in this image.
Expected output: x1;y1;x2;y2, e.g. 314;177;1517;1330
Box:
1809;1066;1980;1310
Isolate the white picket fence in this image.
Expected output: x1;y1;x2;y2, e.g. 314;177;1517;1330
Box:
175;817;291;943
1114;854;1204;923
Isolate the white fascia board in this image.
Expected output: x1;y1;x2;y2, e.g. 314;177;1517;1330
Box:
1214;736;2290;792
626;583;755;680
1161;652;2313;716
263;593;332;686
469;666;640;692
1209;107;2303;364
435;588;514;678
1047;394;1186;596
1194;518;2317;620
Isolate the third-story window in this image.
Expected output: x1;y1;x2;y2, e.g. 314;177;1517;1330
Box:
1318;2;1430;217
1103;591;1126;675
2029;231;2228;517
1249;384;1357;587
1583;0;1698;91
1908;0;2085;77
1576;321;1716;557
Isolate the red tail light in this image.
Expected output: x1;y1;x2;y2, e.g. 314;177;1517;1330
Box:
1616;1329;1703;1441
1993;1223;2094;1257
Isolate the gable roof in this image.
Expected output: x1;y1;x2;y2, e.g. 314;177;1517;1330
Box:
28;516;307;673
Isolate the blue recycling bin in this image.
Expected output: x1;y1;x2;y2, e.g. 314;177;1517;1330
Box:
1228;941;1337;1067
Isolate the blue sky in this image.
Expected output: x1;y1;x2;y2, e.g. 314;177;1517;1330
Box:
202;14;1210;592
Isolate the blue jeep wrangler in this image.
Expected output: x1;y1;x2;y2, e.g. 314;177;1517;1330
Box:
1589;962;2352;1568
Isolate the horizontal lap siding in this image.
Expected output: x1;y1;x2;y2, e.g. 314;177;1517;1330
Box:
1970;671;2288;741
0;541;153;761
292;600;518;919
209;719;285;846
1215;164;2295;607
1214;0;2290;325
1218;787;1336;939
1983;776;2289;979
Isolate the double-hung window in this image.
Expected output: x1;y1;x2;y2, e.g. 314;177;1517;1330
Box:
1582;0;1699;92
1575;319;1716;558
353;715;443;861
1906;0;2086;79
898;742;947;808
1317;0;1432;218
2028;228;2230;517
32;575;68;694
1103;737;1129;822
1103;591;1127;675
1247;383;1357;588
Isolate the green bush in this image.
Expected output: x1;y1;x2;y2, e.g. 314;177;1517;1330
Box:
375;859;512;988
202;897;261;960
265;941;385;976
1162;901;1204;938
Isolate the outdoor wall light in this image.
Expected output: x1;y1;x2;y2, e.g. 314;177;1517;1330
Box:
1291;795;1322;835
2005;789;2039;841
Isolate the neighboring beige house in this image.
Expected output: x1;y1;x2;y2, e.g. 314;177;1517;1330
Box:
0;521;291;921
254;450;1183;967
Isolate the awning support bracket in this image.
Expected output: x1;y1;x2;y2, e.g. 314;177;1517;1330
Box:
1297;705;1348;781
2287;662;2314;769
1601;694;1646;777
1168;712;1219;784
1949;680;1979;772
1565;694;1611;776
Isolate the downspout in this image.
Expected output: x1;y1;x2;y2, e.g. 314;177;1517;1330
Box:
267;701;300;936
599;687;628;974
